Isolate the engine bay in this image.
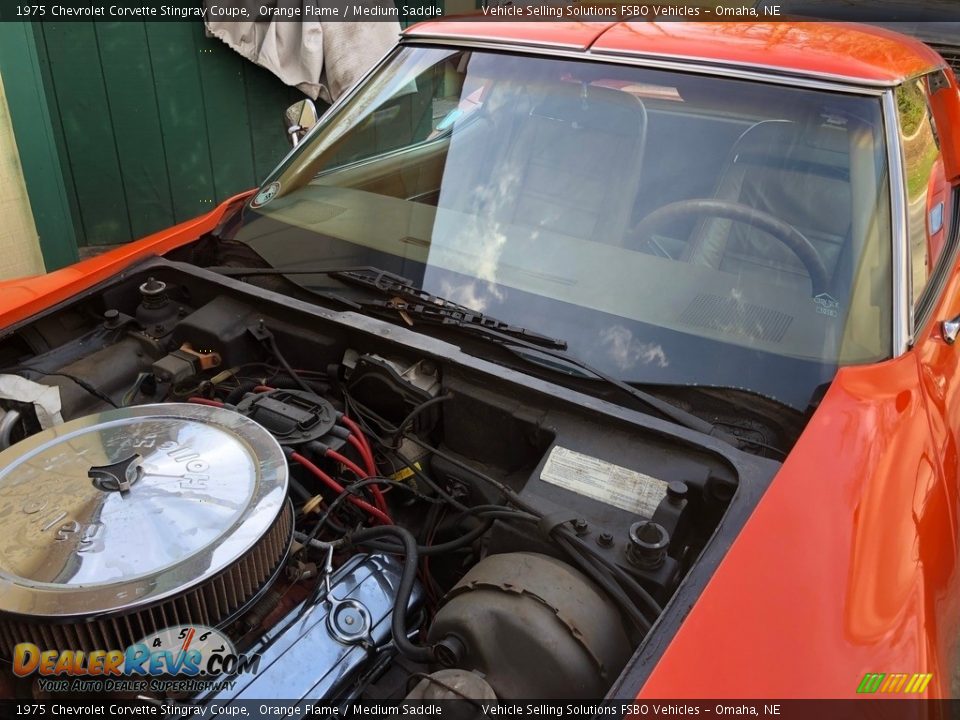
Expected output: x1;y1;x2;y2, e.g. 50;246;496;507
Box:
0;258;779;707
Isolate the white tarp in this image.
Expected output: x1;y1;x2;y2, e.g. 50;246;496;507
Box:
205;13;399;103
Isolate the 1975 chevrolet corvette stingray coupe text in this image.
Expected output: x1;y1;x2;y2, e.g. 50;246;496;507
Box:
0;20;957;704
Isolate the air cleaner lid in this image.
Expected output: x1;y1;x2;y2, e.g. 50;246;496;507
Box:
0;403;287;619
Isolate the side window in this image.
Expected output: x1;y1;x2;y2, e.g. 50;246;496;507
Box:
897;76;952;307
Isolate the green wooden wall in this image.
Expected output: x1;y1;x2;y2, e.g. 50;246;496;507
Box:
29;21;309;249
0;22;78;270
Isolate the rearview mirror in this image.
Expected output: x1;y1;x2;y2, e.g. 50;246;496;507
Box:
283;99;318;147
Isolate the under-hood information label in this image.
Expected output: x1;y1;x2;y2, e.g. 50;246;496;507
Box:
540;446;668;517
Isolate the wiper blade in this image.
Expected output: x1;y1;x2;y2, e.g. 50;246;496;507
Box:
330;268;568;350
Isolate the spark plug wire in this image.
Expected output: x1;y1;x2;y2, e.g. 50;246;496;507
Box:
290;451;392;526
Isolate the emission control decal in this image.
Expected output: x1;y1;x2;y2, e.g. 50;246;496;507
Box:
540;446;668;517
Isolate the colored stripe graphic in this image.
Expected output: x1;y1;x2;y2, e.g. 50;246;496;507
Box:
904;673;933;694
880;673;907;692
857;672;932;694
857;674;885;693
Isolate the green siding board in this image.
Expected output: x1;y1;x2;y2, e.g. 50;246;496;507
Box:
96;21;176;239
0;21;79;269
145;22;217;223
31;22;86;249
42;22;131;245
195;26;257;200
18;22;339;249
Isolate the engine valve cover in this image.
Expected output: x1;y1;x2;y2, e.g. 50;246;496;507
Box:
200;553;423;711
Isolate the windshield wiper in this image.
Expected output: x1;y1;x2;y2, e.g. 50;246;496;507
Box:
329;268;568;350
208;265;568;350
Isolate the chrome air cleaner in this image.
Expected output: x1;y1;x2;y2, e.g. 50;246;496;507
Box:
0;403;291;654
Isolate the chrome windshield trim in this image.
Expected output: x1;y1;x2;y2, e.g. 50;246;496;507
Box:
400;34;892;94
883;89;912;355
587;47;906;89
403;29;593;51
400;33;572;49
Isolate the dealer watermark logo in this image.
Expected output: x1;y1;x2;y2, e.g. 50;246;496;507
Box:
857;672;933;694
12;624;259;694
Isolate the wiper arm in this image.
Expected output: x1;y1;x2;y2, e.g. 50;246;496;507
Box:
208;264;567;350
330;268;568;350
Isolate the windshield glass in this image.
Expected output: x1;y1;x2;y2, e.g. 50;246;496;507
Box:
223;46;892;411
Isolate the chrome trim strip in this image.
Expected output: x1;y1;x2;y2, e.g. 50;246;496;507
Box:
404;29;593;51
400;35;888;95
588;47;904;89
884;89;911;354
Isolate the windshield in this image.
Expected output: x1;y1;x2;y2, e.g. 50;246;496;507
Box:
222;46;893;411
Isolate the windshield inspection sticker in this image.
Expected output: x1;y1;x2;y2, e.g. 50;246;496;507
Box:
540;446;668;517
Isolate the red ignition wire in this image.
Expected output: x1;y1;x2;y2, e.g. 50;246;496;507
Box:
346;434;376;476
252;387;386;514
369;483;388;512
188;397;225;407
188;388;389;521
339;421;385;511
340;415;375;467
341;435;387;509
326;448;368;481
371;488;389;514
367;484;389;515
328;444;388;513
290;452;392;526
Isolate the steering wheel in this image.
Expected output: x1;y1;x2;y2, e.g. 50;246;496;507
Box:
632;199;830;296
